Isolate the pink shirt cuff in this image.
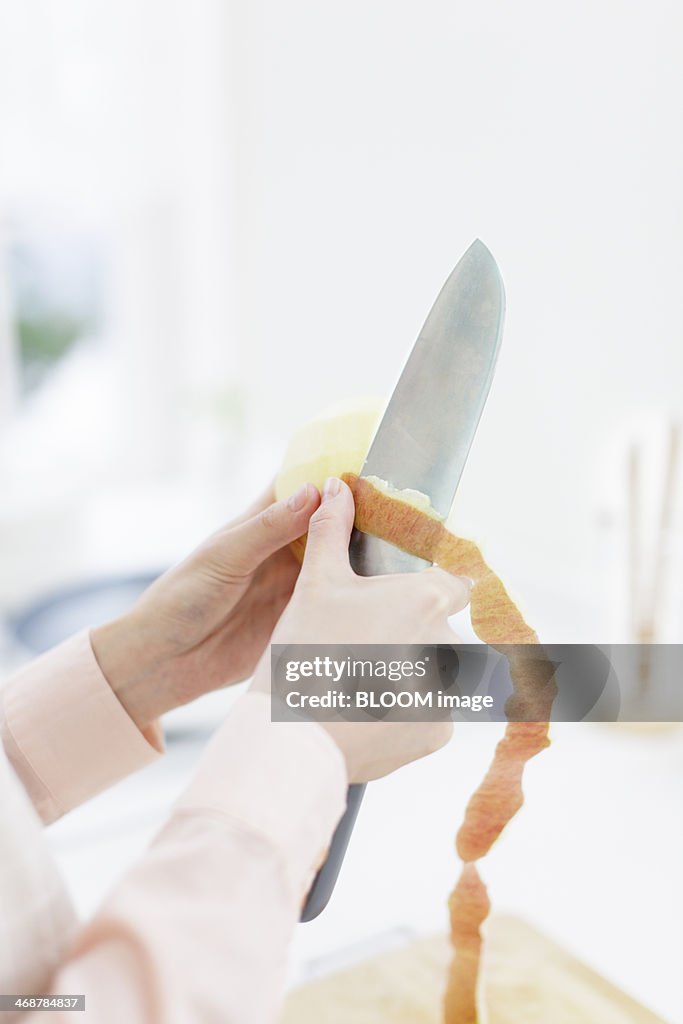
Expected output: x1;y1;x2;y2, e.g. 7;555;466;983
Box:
0;630;163;824
175;691;348;903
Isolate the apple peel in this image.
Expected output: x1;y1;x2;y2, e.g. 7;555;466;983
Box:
340;472;556;1024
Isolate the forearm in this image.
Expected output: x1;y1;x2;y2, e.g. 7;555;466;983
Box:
33;694;347;1024
40;817;303;1024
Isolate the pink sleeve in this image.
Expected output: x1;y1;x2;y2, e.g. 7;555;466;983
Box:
31;693;347;1024
0;630;163;824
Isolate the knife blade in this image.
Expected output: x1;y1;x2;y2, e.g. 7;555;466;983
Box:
301;239;506;921
349;237;505;575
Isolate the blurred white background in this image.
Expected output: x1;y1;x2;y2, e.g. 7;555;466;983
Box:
1;0;682;631
0;1;681;1019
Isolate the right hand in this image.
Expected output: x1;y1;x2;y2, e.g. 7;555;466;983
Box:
252;476;472;783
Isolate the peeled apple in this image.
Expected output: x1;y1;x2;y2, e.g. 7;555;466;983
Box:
275;396;385;503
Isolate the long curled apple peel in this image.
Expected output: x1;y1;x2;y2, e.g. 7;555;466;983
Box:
341;473;556;1024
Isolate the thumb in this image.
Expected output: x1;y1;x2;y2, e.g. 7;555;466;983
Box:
301;477;355;579
216;483;321;576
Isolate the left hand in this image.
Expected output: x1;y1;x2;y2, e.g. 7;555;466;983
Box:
91;482;320;730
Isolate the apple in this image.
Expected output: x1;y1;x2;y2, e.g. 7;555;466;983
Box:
275;396;385;503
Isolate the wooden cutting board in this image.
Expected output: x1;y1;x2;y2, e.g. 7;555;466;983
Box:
281;915;665;1024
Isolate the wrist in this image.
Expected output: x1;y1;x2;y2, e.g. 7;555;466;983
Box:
319;723;358;783
250;664;354;782
91;612;174;731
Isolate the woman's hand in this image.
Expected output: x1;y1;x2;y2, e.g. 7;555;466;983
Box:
91;482;321;730
252;477;472;782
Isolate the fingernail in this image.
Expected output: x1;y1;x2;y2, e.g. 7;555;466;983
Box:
458;576;474;591
287;484;310;512
322;477;341;500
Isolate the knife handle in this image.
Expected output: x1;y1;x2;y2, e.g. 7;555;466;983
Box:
300;531;429;922
301;783;366;921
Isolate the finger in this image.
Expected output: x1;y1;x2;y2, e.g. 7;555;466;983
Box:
419;567;473;616
207;480;276;538
226;474;310;529
229;479;277;528
301;477;355;580
218;483;321;576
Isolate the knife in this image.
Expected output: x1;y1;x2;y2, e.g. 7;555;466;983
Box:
300;238;506;921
